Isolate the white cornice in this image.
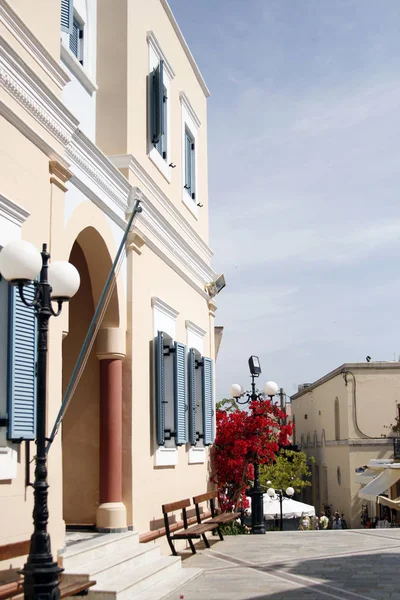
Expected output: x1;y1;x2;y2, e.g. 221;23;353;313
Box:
0;193;30;226
146;31;175;80
151;297;179;320
160;0;210;98
180;92;201;128
185;320;206;338
0;36;78;145
60;42;97;95
0;0;70;90
66;131;130;213
109;154;213;262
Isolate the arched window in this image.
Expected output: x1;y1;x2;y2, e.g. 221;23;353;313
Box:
334;397;340;441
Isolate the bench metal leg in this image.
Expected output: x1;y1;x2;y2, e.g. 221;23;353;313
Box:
188;538;197;554
166;535;178;556
216;526;224;541
202;533;210;548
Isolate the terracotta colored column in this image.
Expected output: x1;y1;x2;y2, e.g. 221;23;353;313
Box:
96;327;127;531
99;358;123;505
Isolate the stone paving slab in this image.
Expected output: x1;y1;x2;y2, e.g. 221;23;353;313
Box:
164;530;400;600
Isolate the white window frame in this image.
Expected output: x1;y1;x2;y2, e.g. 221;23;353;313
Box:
180;92;200;219
147;32;175;183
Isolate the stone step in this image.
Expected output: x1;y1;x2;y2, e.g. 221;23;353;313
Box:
64;531;140;570
64;543;160;586
87;556;182;600
132;567;202;600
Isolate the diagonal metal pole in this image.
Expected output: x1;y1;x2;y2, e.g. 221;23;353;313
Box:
46;199;142;453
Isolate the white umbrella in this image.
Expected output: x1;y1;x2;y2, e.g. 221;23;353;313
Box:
262;494;315;520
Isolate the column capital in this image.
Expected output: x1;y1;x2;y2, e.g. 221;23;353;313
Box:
96;327;126;361
127;232;145;256
49;160;72;192
208;298;218;317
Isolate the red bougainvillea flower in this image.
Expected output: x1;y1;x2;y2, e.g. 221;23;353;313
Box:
211;399;292;511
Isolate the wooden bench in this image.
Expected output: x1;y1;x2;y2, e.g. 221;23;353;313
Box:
193;491;242;540
162;499;217;556
0;570;96;600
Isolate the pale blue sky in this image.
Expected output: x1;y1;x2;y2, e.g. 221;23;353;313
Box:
168;0;400;399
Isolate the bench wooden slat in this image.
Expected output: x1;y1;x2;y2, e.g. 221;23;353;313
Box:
172;523;216;539
162;498;191;514
0;580;23;600
193;491;218;505
207;511;241;524
60;580;96;598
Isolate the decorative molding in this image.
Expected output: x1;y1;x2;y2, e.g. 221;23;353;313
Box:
0;37;78;146
0;193;30;227
151;297;179;320
60;42;97;95
146;31;175;80
159;0;210;97
109;154;213;262
49;160;72;183
66;131;131;213
180;92;201;128
0;0;70;90
0;100;69;166
208;298;218;317
127;232;145;256
185;320;206;338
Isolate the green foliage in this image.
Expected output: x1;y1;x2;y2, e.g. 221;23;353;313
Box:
218;521;249;535
216;397;240;413
259;449;314;493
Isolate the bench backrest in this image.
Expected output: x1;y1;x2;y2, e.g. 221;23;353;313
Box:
193;491;218;505
162;498;191;514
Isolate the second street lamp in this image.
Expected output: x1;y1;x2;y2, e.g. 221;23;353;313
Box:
0;240;80;600
267;486;295;531
229;356;279;535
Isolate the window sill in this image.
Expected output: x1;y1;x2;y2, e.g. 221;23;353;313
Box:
60;41;97;95
182;190;198;220
155;446;178;467
149;147;171;183
0;446;17;480
188;447;205;464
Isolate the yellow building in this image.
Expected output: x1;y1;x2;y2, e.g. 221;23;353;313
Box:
291;362;398;528
0;0;220;592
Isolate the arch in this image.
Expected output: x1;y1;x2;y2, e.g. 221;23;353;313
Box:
334;397;340;441
314;430;318;447
306;432;311;448
300;433;305;449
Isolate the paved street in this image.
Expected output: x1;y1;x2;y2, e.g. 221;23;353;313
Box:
165;529;400;600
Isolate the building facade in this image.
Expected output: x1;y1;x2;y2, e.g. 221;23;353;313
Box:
291;363;399;528
0;0;220;566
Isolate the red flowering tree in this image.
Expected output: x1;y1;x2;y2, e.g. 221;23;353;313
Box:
212;400;293;512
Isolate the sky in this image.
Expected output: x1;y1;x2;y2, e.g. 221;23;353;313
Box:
168;0;400;401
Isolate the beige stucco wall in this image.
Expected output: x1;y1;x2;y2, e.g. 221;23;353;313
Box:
96;0;210;243
292;364;399;527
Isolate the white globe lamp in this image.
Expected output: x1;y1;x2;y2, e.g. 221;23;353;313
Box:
267;487;276;498
0;240;42;284
264;380;279;397
48;261;80;301
286;486;294;497
229;383;243;399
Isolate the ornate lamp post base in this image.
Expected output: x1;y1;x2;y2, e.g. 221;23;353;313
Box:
21;553;62;600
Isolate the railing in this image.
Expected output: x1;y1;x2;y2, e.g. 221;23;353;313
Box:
393;437;400;459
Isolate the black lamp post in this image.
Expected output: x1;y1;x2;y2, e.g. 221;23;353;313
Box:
267;486;294;531
229;356;279;535
0;240;80;599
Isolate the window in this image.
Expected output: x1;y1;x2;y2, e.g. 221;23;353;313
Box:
334;397;340;441
184;129;196;200
69;16;84;65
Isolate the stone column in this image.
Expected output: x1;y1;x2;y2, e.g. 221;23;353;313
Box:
96;328;127;531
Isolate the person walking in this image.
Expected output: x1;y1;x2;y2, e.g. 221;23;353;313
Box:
332;511;342;530
319;512;329;530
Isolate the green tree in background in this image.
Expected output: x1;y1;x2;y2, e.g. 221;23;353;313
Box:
259;449;314;493
216;397;240;413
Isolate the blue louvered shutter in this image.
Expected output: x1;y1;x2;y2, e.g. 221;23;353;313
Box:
69;18;79;58
155;331;165;446
61;0;73;34
185;132;192;194
188;349;197;445
152;60;164;146
7;284;37;441
174;342;187;445
202;357;214;446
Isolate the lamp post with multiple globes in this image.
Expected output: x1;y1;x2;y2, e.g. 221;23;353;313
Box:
267;486;295;531
0;240;80;600
229;356;279;535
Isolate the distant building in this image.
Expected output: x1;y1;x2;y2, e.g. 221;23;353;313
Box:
291;362;399;528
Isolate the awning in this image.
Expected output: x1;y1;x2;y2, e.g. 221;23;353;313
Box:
355;469;377;485
377;496;400;510
359;469;400;501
